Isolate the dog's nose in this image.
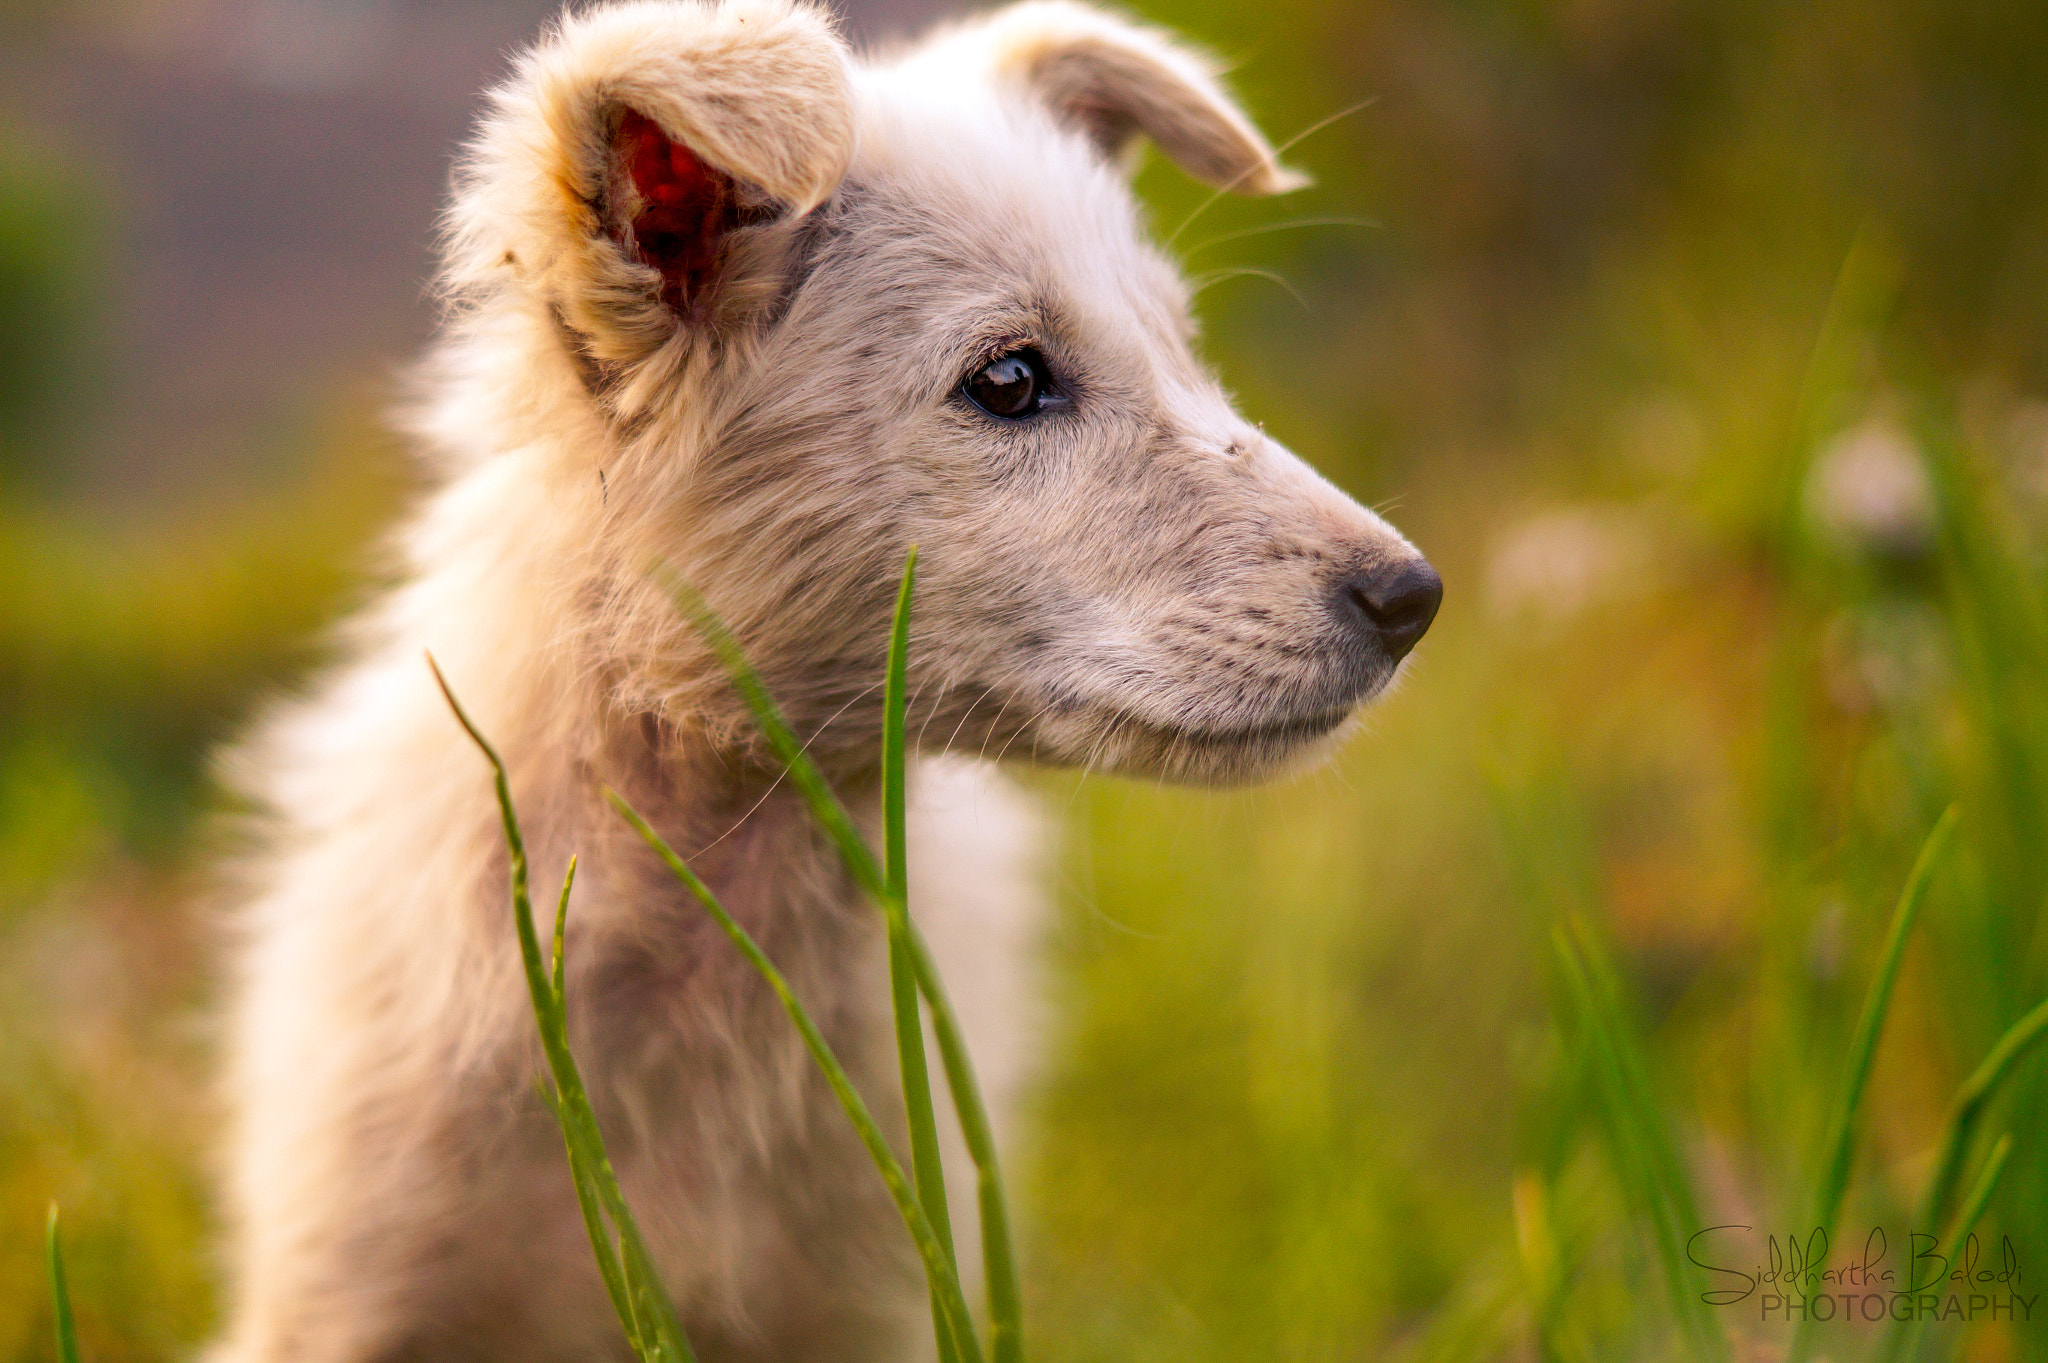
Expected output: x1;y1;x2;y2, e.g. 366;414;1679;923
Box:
1337;557;1443;664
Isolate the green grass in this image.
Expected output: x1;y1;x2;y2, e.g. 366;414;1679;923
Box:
44;1209;75;1363
1549;913;1727;1363
652;557;1025;1361
433;550;1021;1363
1492;793;2039;1363
432;659;696;1363
1789;808;1960;1363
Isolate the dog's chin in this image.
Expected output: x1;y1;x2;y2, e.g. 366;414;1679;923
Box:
1021;696;1365;787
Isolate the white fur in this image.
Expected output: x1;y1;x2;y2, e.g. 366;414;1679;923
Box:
208;4;1431;1360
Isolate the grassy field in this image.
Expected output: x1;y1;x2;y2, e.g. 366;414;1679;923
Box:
4;0;2048;1360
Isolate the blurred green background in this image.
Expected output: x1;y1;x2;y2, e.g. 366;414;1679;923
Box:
3;0;2046;1360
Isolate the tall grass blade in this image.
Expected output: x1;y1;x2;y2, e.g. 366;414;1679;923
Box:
1551;918;1727;1362
909;922;1025;1363
661;560;1024;1363
879;550;965;1363
1878;1132;2015;1363
883;550;917;914
431;657;696;1363
1912;994;2048;1242
545;861;638;1350
559;1089;637;1350
1944;1132;2013;1272
1872;990;2047;1363
552;856;571;1003
608;790;986;1363
1788;806;1958;1363
45;1205;78;1363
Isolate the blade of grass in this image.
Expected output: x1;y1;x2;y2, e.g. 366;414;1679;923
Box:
879;550;964;1363
46;1205;78;1363
1912;994;2048;1241
1552;918;1727;1363
1943;1133;2013;1272
552;856;571;1004
907;921;1024;1363
1788;806;1958;1363
661;561;1024;1363
432;657;695;1363
544;860;639;1350
1510;1171;1570;1363
555;1083;637;1349
609;788;986;1363
1872;991;2048;1363
1878;1132;2014;1363
882;549;916;918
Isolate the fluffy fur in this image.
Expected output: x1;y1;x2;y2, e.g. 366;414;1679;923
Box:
209;3;1435;1360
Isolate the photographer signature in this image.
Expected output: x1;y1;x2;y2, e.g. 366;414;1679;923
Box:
1686;1226;2036;1322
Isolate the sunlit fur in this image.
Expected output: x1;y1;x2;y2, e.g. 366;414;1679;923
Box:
209;3;1428;1360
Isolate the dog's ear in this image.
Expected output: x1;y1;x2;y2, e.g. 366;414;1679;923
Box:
935;0;1306;194
452;0;854;352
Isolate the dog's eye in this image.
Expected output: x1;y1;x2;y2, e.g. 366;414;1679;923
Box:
962;349;1053;419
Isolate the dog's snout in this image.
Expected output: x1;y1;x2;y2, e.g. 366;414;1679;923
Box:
1337;557;1443;663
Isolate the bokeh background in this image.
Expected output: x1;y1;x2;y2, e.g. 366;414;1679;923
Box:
3;0;2046;1359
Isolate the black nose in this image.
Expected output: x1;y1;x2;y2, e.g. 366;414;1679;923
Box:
1338;557;1443;663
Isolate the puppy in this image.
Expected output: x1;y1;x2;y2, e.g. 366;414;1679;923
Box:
210;3;1440;1360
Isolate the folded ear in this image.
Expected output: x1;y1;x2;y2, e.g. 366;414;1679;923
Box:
928;0;1305;194
450;0;854;350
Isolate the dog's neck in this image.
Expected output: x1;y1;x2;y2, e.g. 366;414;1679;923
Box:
378;368;873;937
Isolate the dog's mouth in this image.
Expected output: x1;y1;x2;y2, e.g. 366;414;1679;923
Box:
1145;702;1355;749
1004;691;1363;785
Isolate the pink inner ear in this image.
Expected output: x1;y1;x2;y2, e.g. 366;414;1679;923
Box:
618;109;736;312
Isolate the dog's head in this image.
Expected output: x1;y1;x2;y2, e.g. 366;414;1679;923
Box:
443;0;1438;785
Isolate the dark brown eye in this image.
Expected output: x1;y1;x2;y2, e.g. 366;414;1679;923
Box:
963;349;1051;419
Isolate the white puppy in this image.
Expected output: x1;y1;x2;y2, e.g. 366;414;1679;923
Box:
210;3;1440;1360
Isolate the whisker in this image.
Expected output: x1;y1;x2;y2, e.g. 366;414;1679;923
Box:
991;694;1070;767
1191;267;1310;312
904;673;940;753
1165;96;1379;246
913;676;948;751
1060;764;1099;821
936;689;988;761
685;679;881;859
1082;896;1169;940
1084;706;1142;775
1184;215;1379;256
973;691;1021;765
